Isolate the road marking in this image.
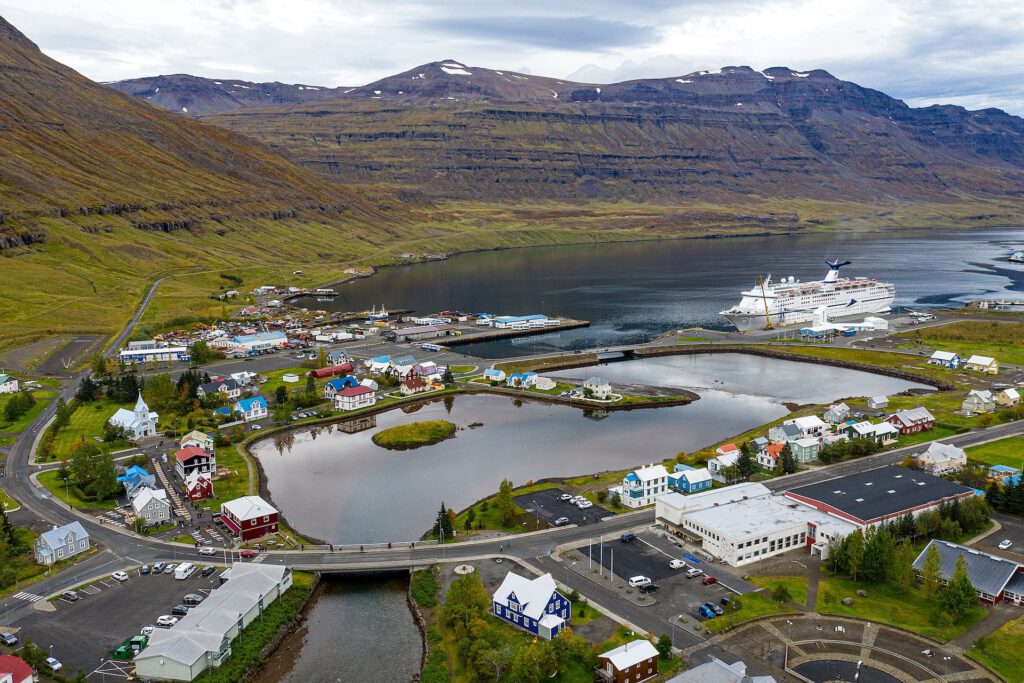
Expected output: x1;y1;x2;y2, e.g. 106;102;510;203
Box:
12;591;43;602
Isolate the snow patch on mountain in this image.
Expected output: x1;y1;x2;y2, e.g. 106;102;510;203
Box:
441;66;472;76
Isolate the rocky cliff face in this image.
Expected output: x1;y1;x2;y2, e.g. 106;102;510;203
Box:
107;74;351;116
201;63;1024;204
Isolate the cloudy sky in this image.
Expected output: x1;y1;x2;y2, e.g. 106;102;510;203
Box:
3;0;1023;113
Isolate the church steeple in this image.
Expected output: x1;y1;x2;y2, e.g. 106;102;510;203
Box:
134;392;149;420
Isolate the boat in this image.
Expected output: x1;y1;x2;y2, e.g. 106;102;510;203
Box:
719;260;895;331
1009;251;1024;263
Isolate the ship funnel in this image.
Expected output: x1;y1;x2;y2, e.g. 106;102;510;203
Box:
824;259;851;283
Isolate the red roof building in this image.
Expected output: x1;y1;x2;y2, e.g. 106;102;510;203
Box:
174;446;216;480
333;385;377;412
399;377;431;396
0;654;34;683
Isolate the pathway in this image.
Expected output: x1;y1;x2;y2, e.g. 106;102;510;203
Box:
805;557;821;611
150;455;191;524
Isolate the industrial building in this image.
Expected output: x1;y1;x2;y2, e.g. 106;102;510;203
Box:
913;540;1024;605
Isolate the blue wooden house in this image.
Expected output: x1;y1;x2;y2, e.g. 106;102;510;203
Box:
668;466;713;494
492;571;570;640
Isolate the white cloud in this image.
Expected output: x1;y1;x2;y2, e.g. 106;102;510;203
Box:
1;0;1022;113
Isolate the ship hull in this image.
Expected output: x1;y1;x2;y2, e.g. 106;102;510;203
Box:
720;295;894;331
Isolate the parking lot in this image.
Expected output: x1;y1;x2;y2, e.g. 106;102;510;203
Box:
13;564;225;680
515;487;614;527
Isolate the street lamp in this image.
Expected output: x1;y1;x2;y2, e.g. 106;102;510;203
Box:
786;620;793;644
99;657;107;683
943;655;951;680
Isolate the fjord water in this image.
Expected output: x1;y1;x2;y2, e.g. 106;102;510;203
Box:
294;228;1024;357
251;354;926;544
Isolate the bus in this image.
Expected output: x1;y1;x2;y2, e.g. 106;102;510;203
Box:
420;343;442;352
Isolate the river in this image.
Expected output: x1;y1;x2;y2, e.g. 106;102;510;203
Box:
251;353;927;544
291;228;1024;357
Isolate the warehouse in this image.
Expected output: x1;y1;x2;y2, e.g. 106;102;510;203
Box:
783;465;975;527
386;324;454;342
913;540;1024;605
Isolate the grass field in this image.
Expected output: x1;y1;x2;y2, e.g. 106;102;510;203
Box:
969;615;1024;683
48;399;135;460
371;420;456;449
895;321;1024;367
0;390;55;433
750;576;810;606
38;469;118;509
213;444;254;502
0;488;19;512
966;436;1024;469
816;576;987;642
705;591;798;633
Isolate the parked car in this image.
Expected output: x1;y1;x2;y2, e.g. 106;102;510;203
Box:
558;493;572;501
44;656;63;672
685;568;703;579
0;632;18;646
112;571;129;582
720;596;732;608
163;563;178;574
577;500;593;509
638;583;659;594
999;539;1013;550
702;575;718;586
156;615;179;627
152;562;166;574
705;602;724;616
198;546;217;556
669;559;687;570
171;605;191;616
140;563;151;575
201;566;217;577
183;594;205;606
250;424;263;431
141;625;155;637
61;590;79;601
628;576;652;588
239;549;257;559
697;605;716;620
553;517;570;526
620;533;637;543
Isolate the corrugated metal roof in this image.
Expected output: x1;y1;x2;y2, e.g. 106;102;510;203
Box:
913;540;1022;596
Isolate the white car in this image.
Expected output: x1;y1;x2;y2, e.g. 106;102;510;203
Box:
157;615;179;627
250;424;263;430
111;571;129;582
198;546;217;556
628;576;652;588
141;625;155;636
45;657;62;672
559;493;573;501
669;559;687;570
577;500;593;509
998;539;1013;550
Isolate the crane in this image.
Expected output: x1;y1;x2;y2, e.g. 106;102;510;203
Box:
758;275;774;330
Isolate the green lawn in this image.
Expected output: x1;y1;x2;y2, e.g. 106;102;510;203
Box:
259;365;316;399
371;420;456;449
676;336;712;342
894;320;1024;367
0;487;20;512
50;399;134;460
750;576;809;606
705;591;798;633
966;436;1024;469
816;576;987;642
0;390;55;433
37;469;118;509
212;444;254;502
449;365;476;374
969;615;1024;683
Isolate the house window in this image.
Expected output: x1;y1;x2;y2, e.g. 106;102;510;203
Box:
57;549;63;557
80;540;87;549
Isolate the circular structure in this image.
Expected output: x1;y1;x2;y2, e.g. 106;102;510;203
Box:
453;564;475;575
795;660;901;683
282;373;300;383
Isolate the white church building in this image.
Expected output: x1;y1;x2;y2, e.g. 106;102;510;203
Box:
108;394;159;440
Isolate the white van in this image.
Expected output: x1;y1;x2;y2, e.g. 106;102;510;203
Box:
628;576;652;588
174;562;196;580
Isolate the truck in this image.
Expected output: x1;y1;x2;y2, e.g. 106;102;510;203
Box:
109;635;148;660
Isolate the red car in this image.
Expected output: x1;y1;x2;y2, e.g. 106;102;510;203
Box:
701;575;718;586
238;549;257;559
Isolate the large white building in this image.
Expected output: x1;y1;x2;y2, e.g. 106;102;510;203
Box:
0;374;18;394
916;442;967;475
108;394;159;440
135;564;292;681
621;464;670;508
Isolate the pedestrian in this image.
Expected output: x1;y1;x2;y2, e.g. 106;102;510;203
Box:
360;545;364;552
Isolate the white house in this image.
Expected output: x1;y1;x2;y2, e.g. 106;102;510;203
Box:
232;396;268;422
333;386;377;411
867;395;889;410
482;368;506;383
964;355;999;374
996;388;1021;407
621;464;670;508
34;521;90;565
360;378;380;392
823;403;850;424
108;394;159;440
785;415;827;438
197;378;242;401
928;350;961;368
756;443;784;471
916;442;967;476
180;430;214;452
534;377;557;391
131;487;172;526
963;389;996;415
707;449;740;483
583;377;612;400
0;374;18;394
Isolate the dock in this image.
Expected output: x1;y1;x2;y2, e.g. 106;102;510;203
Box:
440;319;590;346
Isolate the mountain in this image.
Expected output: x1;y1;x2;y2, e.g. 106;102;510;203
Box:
106;74;350;116
202;62;1024;204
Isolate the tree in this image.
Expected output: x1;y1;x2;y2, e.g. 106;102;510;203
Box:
76;376;98;402
940;555;977;619
846;529;865;581
984;481;1003;510
921;543;942;596
656;633;673;659
442;572;489;634
433;502;454;541
52;397;71;432
275;385;288;405
496;479;516;527
736;442;757;479
317;347;328;369
191;340;211;365
609;491;621;508
305;374;316;395
91;354;108;377
780;442;797;474
862;526;895;583
69;441;116;501
891;542;916;594
772;583;793;603
511;641;557;683
442;366;455;386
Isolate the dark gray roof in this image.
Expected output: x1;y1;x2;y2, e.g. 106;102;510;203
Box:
913;540;1022;597
784;466;972;524
1004;571;1024;596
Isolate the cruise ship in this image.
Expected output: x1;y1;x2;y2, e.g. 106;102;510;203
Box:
719;260;895;331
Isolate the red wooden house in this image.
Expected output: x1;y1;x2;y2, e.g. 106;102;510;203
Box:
886;407;935;435
220;495;278;541
185;470;214;501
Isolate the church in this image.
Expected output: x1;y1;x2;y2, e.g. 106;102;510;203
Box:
108;394;159;440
